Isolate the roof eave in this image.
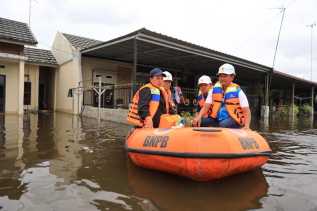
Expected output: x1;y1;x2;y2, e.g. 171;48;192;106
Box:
0;38;37;46
25;61;58;68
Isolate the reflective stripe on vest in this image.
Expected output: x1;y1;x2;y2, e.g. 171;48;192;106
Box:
127;83;169;127
210;82;245;126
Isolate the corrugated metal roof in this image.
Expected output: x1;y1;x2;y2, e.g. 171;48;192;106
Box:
62;33;102;50
0;17;37;45
82;28;271;72
273;70;317;86
24;47;57;66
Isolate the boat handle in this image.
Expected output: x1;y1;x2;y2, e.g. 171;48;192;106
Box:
192;128;222;132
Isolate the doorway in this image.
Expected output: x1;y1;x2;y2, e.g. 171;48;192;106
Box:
0;75;5;113
38;67;54;110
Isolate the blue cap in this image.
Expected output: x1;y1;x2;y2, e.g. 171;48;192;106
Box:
150;68;165;77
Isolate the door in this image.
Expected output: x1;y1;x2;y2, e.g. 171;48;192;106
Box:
0;75;5;113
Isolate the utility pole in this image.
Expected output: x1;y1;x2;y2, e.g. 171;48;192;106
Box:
28;0;32;26
28;0;37;27
307;22;316;81
272;7;286;70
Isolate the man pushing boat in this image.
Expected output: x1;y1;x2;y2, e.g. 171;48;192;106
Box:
193;63;251;129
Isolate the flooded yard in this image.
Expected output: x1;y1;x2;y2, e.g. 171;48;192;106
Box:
0;113;316;211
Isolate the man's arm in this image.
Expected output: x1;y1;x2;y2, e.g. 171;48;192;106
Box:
138;88;153;128
192;103;212;126
239;90;251;129
193;89;213;126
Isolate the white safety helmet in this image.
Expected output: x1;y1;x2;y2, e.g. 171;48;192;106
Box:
163;71;173;81
198;75;212;85
218;63;236;75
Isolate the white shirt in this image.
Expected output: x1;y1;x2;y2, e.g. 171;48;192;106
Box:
205;88;249;108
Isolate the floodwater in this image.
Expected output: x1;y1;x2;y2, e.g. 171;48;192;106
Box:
0;113;316;211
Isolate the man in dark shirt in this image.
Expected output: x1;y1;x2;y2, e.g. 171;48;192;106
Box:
137;68;167;128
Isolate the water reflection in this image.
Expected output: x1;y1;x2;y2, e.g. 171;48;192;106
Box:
0;113;316;211
127;162;268;211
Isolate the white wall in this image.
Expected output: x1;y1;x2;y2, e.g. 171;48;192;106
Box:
52;33;81;114
81;56;132;86
0;60;19;113
52;32;74;65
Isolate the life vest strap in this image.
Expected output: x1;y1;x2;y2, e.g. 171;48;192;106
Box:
225;102;239;105
214;100;222;103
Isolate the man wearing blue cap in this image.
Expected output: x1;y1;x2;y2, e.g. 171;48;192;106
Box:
127;68;169;128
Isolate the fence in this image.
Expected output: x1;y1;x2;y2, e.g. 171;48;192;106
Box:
82;82;198;112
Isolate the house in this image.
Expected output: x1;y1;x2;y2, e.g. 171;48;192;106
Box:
52;32;133;114
0;17;57;114
52;28;316;122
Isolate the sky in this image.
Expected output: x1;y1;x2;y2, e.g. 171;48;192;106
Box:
2;0;317;82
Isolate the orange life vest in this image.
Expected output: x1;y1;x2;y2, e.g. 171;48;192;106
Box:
210;82;246;126
127;83;169;127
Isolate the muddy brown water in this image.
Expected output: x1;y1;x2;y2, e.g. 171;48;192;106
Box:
0;113;316;211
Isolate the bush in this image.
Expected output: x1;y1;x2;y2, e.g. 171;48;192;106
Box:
274;104;299;117
299;104;312;116
180;111;194;126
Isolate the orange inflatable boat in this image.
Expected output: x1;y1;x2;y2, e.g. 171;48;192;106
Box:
126;127;271;181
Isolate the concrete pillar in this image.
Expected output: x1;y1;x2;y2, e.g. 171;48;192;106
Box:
77;52;83;115
18;60;25;115
261;73;270;119
54;68;59;111
34;66;39;111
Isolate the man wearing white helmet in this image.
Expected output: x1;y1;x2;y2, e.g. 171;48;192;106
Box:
162;71;176;112
195;75;214;126
193;63;251;129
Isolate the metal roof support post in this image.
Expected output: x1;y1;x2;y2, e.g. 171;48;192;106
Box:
131;38;138;101
265;73;270;107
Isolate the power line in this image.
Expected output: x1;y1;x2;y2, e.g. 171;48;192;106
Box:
272;7;286;70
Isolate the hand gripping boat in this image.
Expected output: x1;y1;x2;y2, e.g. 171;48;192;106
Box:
126;127;272;181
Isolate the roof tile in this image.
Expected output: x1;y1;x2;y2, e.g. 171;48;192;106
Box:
24;47;57;66
0;17;37;45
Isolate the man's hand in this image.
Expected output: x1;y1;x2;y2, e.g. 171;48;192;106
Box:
192;117;201;127
144;117;153;128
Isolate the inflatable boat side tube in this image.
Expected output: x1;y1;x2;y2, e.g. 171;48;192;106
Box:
126;148;272;158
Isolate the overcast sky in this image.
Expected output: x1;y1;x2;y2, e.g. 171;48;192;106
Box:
2;0;317;81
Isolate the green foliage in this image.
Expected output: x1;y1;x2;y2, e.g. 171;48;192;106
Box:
180;111;194;126
299;104;312;116
274;105;299;117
